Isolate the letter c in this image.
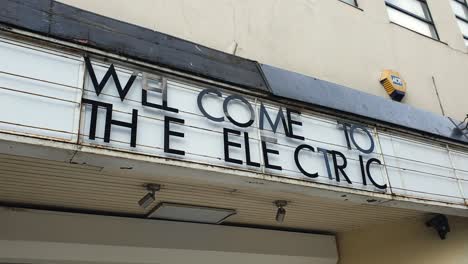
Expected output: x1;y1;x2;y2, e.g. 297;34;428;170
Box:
197;88;225;122
294;144;319;178
366;158;387;189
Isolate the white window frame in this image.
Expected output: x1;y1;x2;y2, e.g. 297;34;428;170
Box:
385;0;440;40
451;0;468;45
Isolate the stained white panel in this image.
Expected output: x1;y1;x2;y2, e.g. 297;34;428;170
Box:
0;38;82;142
0;72;80;102
0;39;82;87
459;177;468;199
450;150;468;173
379;134;452;167
0;89;79;141
379;133;463;203
387;166;463;204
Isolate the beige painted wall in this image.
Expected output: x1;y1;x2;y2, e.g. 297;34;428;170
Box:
55;0;468;120
337;216;468;264
0;208;338;264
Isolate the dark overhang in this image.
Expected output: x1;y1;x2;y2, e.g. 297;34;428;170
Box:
261;64;468;144
1;0;467;145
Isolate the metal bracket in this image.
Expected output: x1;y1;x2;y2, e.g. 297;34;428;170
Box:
448;115;468;140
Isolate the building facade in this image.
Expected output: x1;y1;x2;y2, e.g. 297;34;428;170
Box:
0;1;468;264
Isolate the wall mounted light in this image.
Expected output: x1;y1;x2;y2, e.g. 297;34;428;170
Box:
453;115;468;134
426;214;450;240
138;184;161;209
275;200;288;223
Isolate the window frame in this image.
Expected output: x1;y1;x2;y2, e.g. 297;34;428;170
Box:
385;0;440;40
452;0;468;43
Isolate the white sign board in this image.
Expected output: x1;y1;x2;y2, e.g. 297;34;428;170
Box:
0;37;467;206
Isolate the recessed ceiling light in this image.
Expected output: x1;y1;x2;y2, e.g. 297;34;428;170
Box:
147;202;236;224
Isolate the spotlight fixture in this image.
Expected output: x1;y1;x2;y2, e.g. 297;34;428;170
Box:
426;214;450;240
450;114;468;137
138;184;161;209
274;200;288;223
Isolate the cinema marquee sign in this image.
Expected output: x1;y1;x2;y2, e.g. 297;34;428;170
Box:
1;39;467;207
80;57;388;192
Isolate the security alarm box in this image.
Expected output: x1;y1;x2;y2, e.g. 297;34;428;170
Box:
380;70;406;102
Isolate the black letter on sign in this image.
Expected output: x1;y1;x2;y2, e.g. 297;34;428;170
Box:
244;132;260;167
350;125;375;154
262;141;282;171
340;123;352;150
330;150;352;184
286;108;305;141
317;148;333;180
82;99;138;147
223;94;255;128
223;128;242;165
84;56;137;101
340;123;375;154
108;109;138;148
259;103;289;135
359;155;367;186
197;88;225;122
164;116;185;156
294;144;318;178
366;158;387;189
82;99;110;141
142;77;178;113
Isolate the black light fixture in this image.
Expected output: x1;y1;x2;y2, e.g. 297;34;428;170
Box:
138;184;161;209
449;114;468;140
426;214;450;240
274;200;287;223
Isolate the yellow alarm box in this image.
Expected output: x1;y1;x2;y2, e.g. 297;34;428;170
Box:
380;70;406;102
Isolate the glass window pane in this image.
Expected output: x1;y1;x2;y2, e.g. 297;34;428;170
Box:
340;0;357;6
456;19;468;36
387;6;437;38
386;0;431;20
464;38;468;46
451;0;468;20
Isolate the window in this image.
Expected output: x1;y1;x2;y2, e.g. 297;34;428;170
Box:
385;0;439;39
340;0;358;7
450;0;468;46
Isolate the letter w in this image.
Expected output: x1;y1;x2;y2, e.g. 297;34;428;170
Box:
84;56;137;101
